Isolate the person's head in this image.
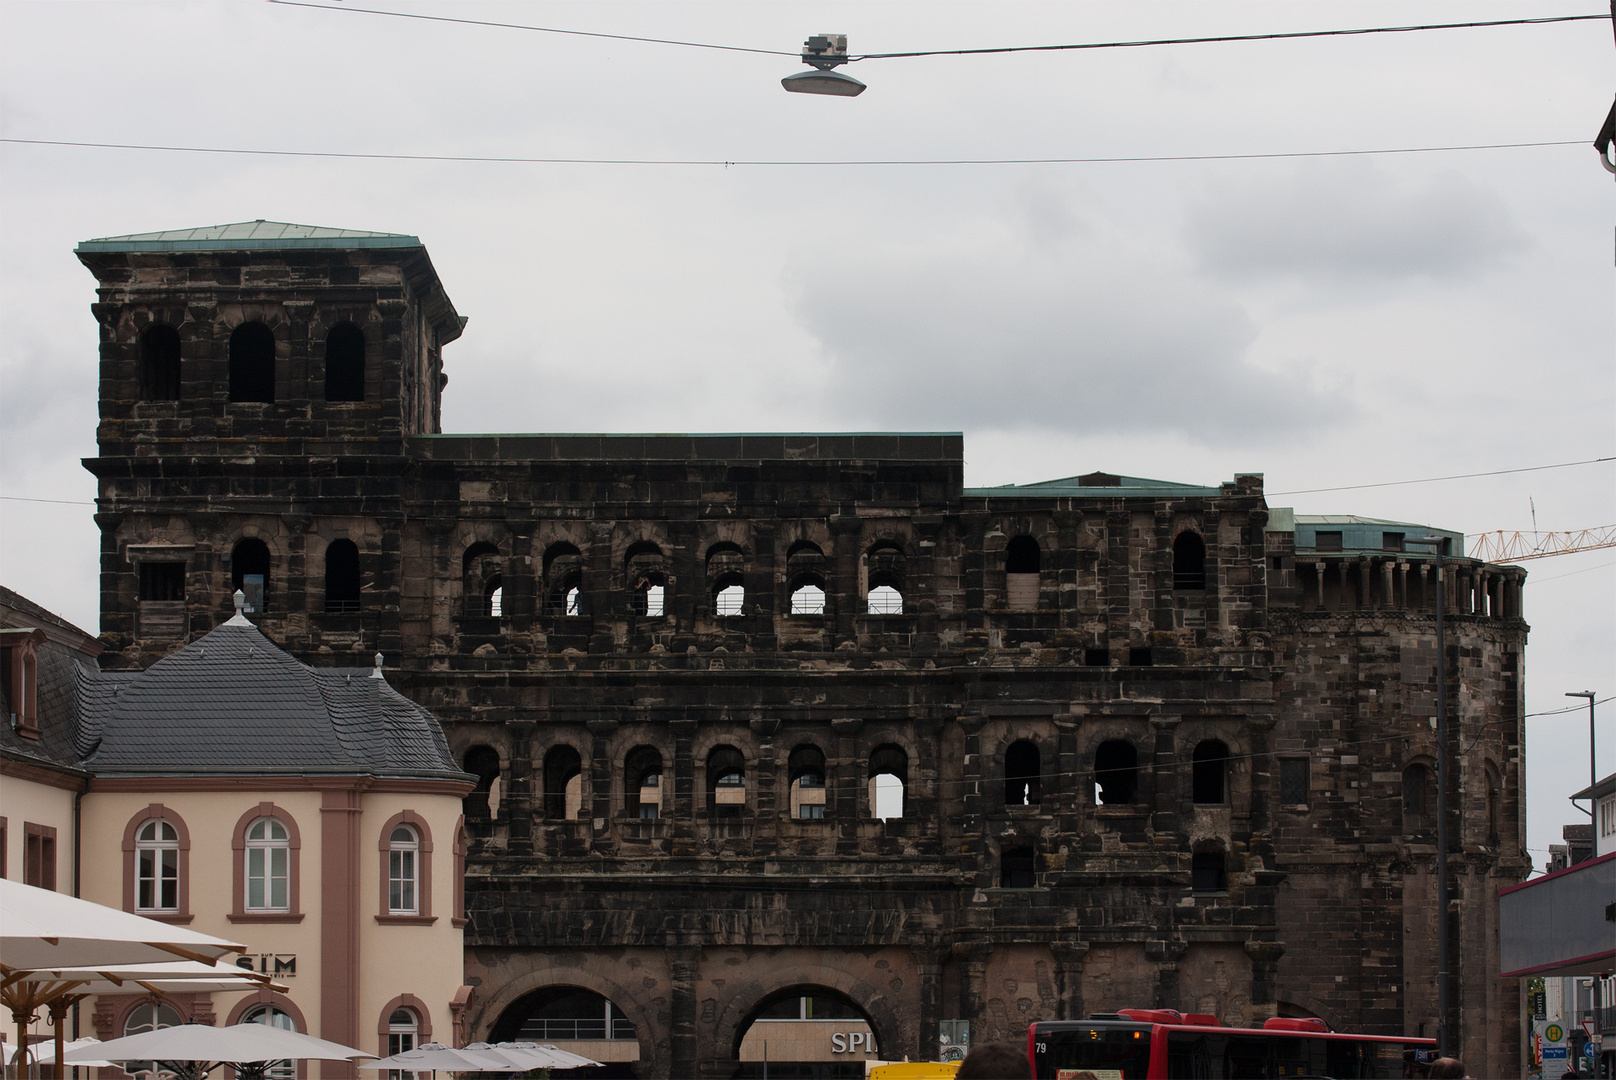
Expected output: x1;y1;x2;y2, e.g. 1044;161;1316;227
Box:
1427;1058;1465;1079
954;1042;1033;1080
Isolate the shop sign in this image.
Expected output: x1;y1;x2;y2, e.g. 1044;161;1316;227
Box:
235;954;296;977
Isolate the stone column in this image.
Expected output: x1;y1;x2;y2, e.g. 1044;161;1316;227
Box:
670;716;697;857
1146;939;1187;1009
953;942;995;1026
832;716;864;856
668;946;701;1079
750;717;780;855
1052;941;1091;1020
911;944;948;1060
1381;559;1395;611
1313;561;1327;611
1244;941;1286;1020
587;716;618;854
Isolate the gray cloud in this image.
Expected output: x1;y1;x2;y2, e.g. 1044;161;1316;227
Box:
788;224;1342;440
1183;162;1529;284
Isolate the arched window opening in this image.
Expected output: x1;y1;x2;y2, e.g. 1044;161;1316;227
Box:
324;539;361;613
135;819;180;912
625;746;664;820
232;538;271;614
1005;535;1041;611
544;542;585;617
864;542;906;614
324;322;366;402
1001;845;1036;889
462;541;502;617
626;541;668;618
787;542;829;616
1094;740;1138;806
1192;740;1230;805
385;1007;419;1080
1004;740;1041;806
544;745;583;821
241;1005;298;1080
714;579;745;616
123;1000;185;1078
228;322;276;403
868;744;908;821
245;818;290;913
462;745;501;821
1192;846;1228;892
708;745;747;818
738;987;874;1068
387;825;419;914
1403;763;1435;834
139;324;182;401
707;543;746;617
491;987;637;1044
788;744;828;821
1173;531;1207;591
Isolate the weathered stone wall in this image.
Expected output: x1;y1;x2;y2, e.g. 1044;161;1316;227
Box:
79;243;1528;1078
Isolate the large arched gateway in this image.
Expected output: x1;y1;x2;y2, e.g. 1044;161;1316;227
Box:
732;987;880;1080
492;986;641;1078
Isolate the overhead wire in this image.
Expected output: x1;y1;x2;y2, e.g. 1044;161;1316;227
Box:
1266;455;1615;497
0;136;1588;167
263;2;1611;62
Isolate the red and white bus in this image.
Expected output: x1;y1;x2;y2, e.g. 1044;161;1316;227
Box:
1027;1009;1438;1079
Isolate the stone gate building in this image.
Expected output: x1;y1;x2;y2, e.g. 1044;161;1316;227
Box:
74;221;1531;1077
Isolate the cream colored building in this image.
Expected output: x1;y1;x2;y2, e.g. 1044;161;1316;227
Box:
1;589;474;1077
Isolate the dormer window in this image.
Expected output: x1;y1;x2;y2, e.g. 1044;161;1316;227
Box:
0;628;44;739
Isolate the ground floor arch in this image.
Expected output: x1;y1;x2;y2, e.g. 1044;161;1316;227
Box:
731;986;882;1080
488;984;644;1079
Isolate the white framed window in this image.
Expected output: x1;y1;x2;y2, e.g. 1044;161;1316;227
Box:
387;1007;420;1080
124;1001;184;1077
388;826;419;914
135;820;179;912
1600;797;1615;838
242;1005;297;1080
245;818;290;912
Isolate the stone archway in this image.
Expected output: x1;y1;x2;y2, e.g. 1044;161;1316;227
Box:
712;965;905;1079
470;959;665;1078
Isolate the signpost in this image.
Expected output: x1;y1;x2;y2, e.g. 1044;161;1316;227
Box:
1541;1022;1568;1070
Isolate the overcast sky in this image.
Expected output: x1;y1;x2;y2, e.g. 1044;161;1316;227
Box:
2;0;1611;870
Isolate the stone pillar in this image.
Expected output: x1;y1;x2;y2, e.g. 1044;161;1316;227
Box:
953;942;994;1026
668;946;701;1079
1052;941;1091;1020
1357;558;1372;611
832;716;864;856
911;944;948;1060
670;716;697;857
1146;940;1187;1009
1381;559;1395;611
586;521;614;653
958;715;987;884
1244;941;1286;1020
1313;561;1326;611
750;717;780;855
831;515;862;642
587;716;618;854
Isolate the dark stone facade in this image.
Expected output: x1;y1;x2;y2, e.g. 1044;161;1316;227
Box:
78;232;1530;1077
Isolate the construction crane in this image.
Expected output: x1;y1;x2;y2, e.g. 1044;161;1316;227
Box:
1466;525;1616;562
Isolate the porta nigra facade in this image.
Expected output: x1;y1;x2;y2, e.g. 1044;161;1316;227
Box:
75;223;1531;1078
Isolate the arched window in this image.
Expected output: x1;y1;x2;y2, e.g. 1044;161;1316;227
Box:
245;818;290;913
139;324;182;401
708;542;747;617
462;746;501;821
1001;845;1036;889
625;746;664;820
1004;740;1041;806
324;539;361;613
136;820;180;912
232;538;271;614
324;322;365;402
1403;763;1435;834
626;541;668;618
228;322;276;403
543;745;583;821
787;541;828;616
1192;740;1230;805
1005;535;1041;611
123;1000;185;1078
1173;531;1207;591
462;542;502;617
241;1004;298;1080
788;744;828;821
385;1007;420;1080
868;744;908;820
544;542;585;617
708;745;747;818
1191;845;1228;892
865;542;906;614
387;825;419;914
1094;740;1138;805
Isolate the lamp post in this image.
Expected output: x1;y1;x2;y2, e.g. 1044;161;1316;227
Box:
781;34;867;96
1407;534;1450;1056
1566;691;1597;816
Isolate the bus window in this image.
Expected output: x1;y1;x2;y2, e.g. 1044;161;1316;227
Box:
1032;1025;1153;1079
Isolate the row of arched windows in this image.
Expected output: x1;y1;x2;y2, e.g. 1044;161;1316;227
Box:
480;738;1240;823
214;538;361;614
135;321;366;404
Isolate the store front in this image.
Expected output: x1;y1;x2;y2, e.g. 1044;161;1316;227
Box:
734;988;880;1080
491;986;641;1078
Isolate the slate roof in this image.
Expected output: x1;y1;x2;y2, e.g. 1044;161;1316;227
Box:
0;587;100;774
76;220;423;253
76;614;471;782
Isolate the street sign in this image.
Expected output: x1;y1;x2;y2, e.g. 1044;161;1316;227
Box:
1582;1019;1597;1041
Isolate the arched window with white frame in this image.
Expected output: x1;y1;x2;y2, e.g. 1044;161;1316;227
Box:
245;817;291;913
241;1004;298;1080
388;825;419;915
386;1007;420;1080
136;819;180;912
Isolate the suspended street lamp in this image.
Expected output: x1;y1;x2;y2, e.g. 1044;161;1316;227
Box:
782;34;866;96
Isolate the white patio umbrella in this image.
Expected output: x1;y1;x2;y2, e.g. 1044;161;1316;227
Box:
357;1043;514;1073
466;1041;602;1070
65;1022;373;1080
1;880;246;1079
22;1038;115;1069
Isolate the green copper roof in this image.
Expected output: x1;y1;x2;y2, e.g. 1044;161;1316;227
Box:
77;220;424;253
964;471;1225;498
